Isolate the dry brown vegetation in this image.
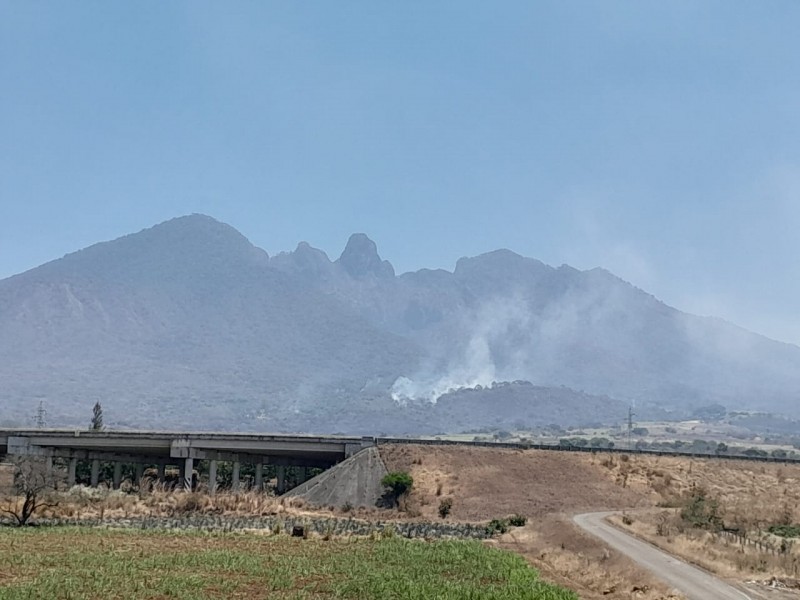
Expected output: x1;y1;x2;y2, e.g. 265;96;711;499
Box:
611;512;800;582
380;444;651;521
381;445;800;527
381;444;800;598
381;445;681;599
0;485;395;523
595;452;800;585
590;452;800;522
496;517;683;600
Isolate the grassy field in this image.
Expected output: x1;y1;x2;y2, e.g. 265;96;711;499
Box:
0;527;576;600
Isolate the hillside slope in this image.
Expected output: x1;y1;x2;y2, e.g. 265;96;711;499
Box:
2;214;800;431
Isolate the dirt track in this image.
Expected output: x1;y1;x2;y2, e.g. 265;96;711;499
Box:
574;512;751;600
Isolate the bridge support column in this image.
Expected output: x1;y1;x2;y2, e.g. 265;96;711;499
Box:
231;461;240;492
112;462;122;490
182;457;193;492
135;464;144;488
255;463;263;491
208;460;217;495
157;464;165;485
90;459;100;488
67;458;77;487
276;465;286;494
44;456;54;489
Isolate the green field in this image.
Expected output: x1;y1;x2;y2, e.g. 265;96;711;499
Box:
0;527;575;600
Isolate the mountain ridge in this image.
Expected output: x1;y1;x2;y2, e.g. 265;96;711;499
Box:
1;214;798;433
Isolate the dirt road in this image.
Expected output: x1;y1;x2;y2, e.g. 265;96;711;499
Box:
573;512;752;600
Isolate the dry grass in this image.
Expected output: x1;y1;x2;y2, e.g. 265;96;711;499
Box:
496;516;683;600
0;482;408;525
1;486;328;522
381;445;800;595
380;445;650;522
591;453;800;528
0;462;13;492
611;511;800;581
589;453;800;586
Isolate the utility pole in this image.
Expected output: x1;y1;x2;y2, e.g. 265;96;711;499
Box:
35;400;47;429
627;404;635;450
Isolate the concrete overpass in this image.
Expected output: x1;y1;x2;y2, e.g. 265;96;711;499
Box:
0;430;374;493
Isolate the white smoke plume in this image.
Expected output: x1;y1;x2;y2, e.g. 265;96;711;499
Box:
391;296;532;404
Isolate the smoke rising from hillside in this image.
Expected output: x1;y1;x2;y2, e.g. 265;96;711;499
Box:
391;297;533;403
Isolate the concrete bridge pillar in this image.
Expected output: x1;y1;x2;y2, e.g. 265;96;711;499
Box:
67;458;77;487
208;460;217;495
112;462;122;490
276;465;286;494
231;461;240;492
255;463;263;491
182;457;193;492
157;464;165;485
134;464;144;488
90;459;100;488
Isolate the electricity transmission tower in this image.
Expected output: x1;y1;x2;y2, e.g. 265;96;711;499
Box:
626;404;635;450
35;401;47;429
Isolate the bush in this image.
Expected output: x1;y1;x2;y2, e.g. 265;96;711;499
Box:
486;519;509;535
768;524;800;538
381;472;413;508
509;514;527;527
680;488;722;531
438;498;452;519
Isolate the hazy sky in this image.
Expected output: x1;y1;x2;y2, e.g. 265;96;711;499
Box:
2;2;800;344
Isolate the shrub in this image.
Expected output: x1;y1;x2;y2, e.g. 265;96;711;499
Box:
1;457;59;526
509;514;527;527
381;523;396;539
381;472;413;508
438;498;453;519
768;524;800;538
680;488;722;531
486;519;509;535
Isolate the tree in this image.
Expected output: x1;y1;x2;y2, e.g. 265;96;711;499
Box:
381;471;413;508
0;457;58;526
680;486;723;531
90;402;104;431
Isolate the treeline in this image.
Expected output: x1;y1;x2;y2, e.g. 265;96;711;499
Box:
557;436;794;459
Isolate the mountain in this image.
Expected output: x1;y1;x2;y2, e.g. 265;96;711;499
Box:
0;216;419;431
1;214;799;433
271;230;800;419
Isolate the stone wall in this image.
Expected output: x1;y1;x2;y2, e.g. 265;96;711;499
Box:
3;514;491;540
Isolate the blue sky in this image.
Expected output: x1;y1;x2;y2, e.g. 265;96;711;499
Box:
2;2;800;343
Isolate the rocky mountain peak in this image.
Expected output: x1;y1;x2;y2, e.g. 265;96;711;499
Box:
336;233;395;279
271;241;334;281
